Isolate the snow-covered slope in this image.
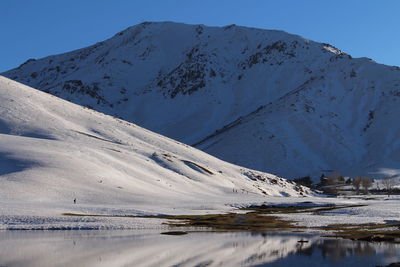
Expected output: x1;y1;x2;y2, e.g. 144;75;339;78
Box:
4;22;400;179
0;76;309;222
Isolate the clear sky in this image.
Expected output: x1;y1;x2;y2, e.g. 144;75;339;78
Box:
1;0;399;72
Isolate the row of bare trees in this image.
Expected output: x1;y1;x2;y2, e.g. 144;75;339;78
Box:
318;173;397;195
382;177;396;196
352;177;373;194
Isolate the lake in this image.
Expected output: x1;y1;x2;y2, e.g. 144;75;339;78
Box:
0;230;399;266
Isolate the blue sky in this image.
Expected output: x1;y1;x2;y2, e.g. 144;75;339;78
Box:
1;0;399;72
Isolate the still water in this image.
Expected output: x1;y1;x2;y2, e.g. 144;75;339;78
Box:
0;230;399;267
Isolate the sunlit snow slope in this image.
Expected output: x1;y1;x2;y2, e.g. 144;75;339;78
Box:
0;76;309;217
4;22;400;179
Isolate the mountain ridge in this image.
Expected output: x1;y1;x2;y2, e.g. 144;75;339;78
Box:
4;21;400;180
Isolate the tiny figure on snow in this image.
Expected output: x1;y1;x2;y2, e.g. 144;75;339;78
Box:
73;198;76;204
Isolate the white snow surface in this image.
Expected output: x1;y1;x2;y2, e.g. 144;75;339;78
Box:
3;21;400;180
273;196;400;228
0;76;315;230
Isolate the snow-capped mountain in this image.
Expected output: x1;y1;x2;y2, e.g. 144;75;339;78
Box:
0;76;309;220
4;21;400;179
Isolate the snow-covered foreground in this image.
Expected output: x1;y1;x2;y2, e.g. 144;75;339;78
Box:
267;196;400;228
2;197;400;230
0;76;399;231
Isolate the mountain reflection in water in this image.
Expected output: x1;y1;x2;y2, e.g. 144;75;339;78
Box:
0;230;399;267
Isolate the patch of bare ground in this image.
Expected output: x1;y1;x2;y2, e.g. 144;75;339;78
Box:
63;203;400;243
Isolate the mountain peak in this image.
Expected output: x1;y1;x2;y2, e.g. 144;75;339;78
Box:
3;22;400;180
